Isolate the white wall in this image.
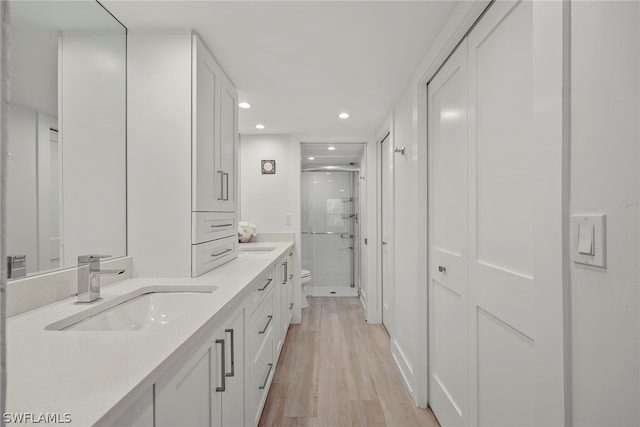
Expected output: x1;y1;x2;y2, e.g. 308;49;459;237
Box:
60;33;126;268
570;2;640;425
239;134;297;234
388;84;420;397
127;32;193;278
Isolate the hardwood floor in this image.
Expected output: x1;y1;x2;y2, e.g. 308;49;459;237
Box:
259;297;440;427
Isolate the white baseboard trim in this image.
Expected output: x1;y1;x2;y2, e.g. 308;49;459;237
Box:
391;338;416;400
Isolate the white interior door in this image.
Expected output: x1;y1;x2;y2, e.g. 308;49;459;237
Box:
428;40;469;427
381;133;394;334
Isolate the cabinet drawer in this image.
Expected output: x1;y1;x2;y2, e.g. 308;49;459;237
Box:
192;212;237;244
247;332;274;426
192;236;237;277
248;291;274;377
248;268;274;316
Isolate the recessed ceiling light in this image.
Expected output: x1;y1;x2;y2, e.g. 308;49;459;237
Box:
239;102;252;109
308;157;315;160
328;146;336;151
338;112;350;119
340;189;344;192
255;124;265;130
328;180;333;183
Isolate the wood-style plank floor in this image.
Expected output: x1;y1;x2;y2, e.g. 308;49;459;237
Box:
259;297;441;427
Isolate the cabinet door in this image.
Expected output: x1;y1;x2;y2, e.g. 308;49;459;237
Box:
113;388;153;427
192;35;222;211
221;307;245;427
218;73;238;212
156;339;219;427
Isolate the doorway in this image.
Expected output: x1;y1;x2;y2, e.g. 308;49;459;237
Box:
380;133;393;334
300;143;365;298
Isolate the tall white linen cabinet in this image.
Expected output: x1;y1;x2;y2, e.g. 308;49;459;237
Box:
128;32;239;277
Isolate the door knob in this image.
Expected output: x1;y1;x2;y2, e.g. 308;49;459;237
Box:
438;266;446;273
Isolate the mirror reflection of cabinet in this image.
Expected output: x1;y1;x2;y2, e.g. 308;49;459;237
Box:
6;0;127;277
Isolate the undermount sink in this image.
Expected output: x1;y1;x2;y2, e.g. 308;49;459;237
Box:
45;285;217;332
240;246;275;252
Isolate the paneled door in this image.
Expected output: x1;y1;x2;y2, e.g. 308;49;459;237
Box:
427;40;469;427
428;1;566;425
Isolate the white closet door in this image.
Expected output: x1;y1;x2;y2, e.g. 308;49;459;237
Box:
427;41;469;427
467;1;564;425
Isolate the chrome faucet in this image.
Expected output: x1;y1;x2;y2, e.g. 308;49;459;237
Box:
77;255;126;304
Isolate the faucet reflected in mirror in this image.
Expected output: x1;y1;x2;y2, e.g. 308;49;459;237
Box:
76;255;126;304
6;0;127;280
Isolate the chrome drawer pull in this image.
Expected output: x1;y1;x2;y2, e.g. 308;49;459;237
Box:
258;363;273;390
225;329;235;378
211;248;232;258
215;339;226;392
210;223;233;228
259;315;273;334
217;171;224;201
224;172;230;201
258;278;272;291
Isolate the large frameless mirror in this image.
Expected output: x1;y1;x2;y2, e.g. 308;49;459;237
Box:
6;0;126;279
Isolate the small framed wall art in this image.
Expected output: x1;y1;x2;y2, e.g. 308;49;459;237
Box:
261;160;276;174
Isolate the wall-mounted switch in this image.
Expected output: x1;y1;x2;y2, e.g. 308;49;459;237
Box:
571;214;606;268
577;224;594;255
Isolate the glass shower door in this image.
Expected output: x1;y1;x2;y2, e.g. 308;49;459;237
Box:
301;171;354;288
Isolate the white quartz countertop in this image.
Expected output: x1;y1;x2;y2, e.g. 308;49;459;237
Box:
6;241;293;426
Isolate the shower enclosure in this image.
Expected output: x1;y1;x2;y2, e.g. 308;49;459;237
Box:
301;170;359;296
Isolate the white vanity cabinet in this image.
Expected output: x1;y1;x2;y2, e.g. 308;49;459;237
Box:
155;338;218;427
192;35;238;214
128;32;238;278
154;305;244;427
112;245;295;427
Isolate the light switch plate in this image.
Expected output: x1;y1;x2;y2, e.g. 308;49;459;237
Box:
571;214;606;268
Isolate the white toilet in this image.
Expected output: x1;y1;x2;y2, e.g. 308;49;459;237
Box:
301;269;312;308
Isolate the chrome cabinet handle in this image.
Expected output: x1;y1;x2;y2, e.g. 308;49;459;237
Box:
215;339;226;392
258;363;273;390
223;172;230;201
258;278;272;291
259;315;273;334
217;171;224;201
211;248;232;258
438;266;446;273
225;329;235;378
210;223;233;228
282;262;288;284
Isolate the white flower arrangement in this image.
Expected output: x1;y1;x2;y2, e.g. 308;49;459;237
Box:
238;221;257;243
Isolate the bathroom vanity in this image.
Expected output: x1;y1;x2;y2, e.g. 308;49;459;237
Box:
6;241;297;426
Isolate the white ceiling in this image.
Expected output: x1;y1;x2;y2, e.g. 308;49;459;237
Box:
102;1;458;139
